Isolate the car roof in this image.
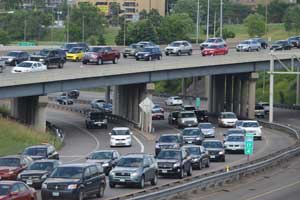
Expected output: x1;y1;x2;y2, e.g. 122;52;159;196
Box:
227;128;244;131
112;127;130;130
0;181;22;185
160;149;181;152
123;153;150;158
203;139;222;142
59;163;95;168
180;111;195;114
227;134;244;137
182;144;201;148
10;51;23;53
242;120;258;123
172;40;189;43
21;61;42;64
199;122;212;125
161;133;181;137
183;127;199;130
183;105;195;107
32;159;58;163
25;144;50;149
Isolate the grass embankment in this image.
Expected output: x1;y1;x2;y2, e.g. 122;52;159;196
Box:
0;118;62;156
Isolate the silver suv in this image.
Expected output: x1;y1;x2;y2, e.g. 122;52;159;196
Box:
165;41;193;56
177;111;198;129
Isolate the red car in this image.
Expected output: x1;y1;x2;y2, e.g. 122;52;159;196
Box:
0;156;33;180
152;109;165;120
82;46;120;65
201;44;229;56
0;181;37;200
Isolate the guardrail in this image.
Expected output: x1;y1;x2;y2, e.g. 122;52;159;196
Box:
274;103;300;110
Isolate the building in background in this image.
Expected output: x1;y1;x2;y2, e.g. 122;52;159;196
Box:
231;0;297;6
22;0;66;9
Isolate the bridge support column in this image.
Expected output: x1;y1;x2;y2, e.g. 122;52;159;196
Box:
248;73;259;119
204;76;212;112
105;86;111;103
240;77;249;119
233;75;241;116
225;75;233;111
211;75;225;113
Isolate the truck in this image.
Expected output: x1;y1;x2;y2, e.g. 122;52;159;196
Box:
30;49;66;69
82;46;120;65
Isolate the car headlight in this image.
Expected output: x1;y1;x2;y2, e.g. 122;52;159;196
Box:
144;54;149;56
8;170;14;175
67;184;78;190
196;137;201;140
41;174;48;179
173;162;181;168
102;162;109;167
219;151;225;155
131;172;139;177
8;58;13;61
42;183;47;189
110;171;115;176
193;158;200;162
155;143;160;148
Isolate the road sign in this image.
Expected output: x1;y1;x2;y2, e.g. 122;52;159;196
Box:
139;97;155;113
244;133;254;155
196;97;201;109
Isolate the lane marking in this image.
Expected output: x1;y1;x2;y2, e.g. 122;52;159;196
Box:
133;134;144;153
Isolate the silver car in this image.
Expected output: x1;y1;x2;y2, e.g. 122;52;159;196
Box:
236;40;261;52
198;123;215;138
224;134;245;153
177;111;198;129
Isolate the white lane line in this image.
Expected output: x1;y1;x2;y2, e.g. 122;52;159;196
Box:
133;134;144;153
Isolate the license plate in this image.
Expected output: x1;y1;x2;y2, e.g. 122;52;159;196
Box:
188;141;192;144
52;192;59;197
89;59;94;62
26;180;33;185
120;179;125;182
210;155;215;158
188;124;192;127
139;56;142;58
162;170;168;173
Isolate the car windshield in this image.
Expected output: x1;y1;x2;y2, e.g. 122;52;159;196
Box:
0;185;10;195
157;150;181;160
39;50;50;56
275;41;286;44
227;129;244;135
7;52;19;57
90;152;112;160
29;162;54;172
241;41;250;44
116;158;143;167
185;147;201;155
174;97;181;100
24;148;47;157
255;105;264;110
242;122;259;127
202;141;223;148
207;45;218;49
222;113;236;119
50;167;83;179
111;129;130;135
62;43;77;49
17;62;32;68
261;103;269;106
206;38;217;43
68;48;81;53
181;112;196;118
227;135;244;142
0;158;20;167
159;135;179;143
90;113;105;120
170;42;181;47
152;109;162;114
143;48;152;52
89;47;103;52
184;106;196;111
129;44;139;48
199;123;212;129
182;129;200;136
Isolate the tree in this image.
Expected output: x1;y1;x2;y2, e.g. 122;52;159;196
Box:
256;0;289;23
0;0;22;10
283;5;300;34
216;28;235;40
108;2;121;26
138;9;162;27
0;29;10;45
243;14;265;37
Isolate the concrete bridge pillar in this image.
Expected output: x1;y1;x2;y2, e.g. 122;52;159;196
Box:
211;75;225;113
225;75;233;111
233;75;241;116
248;72;259;119
240;77;249;119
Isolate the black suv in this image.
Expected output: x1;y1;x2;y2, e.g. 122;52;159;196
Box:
18;159;61;189
85;111;108;129
202;139;225;162
41;163;106;200
135;47;162;61
156;149;192;178
182;127;204;145
168;111;179;125
288;36;300;48
194;110;209;122
30;49;66;68
182;145;210;170
270;40;292;51
23;144;59;161
1;51;29;66
155;134;184;156
62;90;80;99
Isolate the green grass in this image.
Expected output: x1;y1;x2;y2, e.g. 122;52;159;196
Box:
0;118;63;156
104;26;120;45
81;87;106;93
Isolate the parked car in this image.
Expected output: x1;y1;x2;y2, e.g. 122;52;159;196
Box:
30;49;66;68
224;134;245;153
152;109;164;120
90;99;106;109
56;95;74;105
198;123;215;138
200;37;226;50
168;111;180;125
156;149;192;178
239;120;263;140
194;110;209;122
61;42;89;52
0;155;33;180
86;150;120;175
109;127;132;147
17;159;61;189
270;40;292;51
258;102;269;114
41;163;106;200
165;96;183;106
23;144;59;160
223;128;246;137
11;61;47;73
250;38;268;49
0;181;37;200
181;105;196;111
0;59;5;73
155;134;184;156
177;111;198;129
287;36;300;48
165;41;193;56
218;112;238;127
182;145;210;169
135;46;162;61
109;153;157;188
202;139;225;162
236;39;261;52
66;47;86;62
62;90;80;99
202;44;229;56
255;104;265;118
82;46;120;65
182;127;204;145
0;51;29;66
85;111;108;129
123;43;143;58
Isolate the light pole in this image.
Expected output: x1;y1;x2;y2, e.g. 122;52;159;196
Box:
123;18;126;47
220;0;223;38
24;18;27;41
265;0;268;37
196;0;200;44
67;1;71;43
206;0;210;40
82;15;85;42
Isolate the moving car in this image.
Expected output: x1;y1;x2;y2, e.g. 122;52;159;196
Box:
258;102;269;114
200;37;226;50
194;110;209;122
165;41;193;56
0;51;29;66
152;108;164;120
86;150;120;175
0;155;33;180
182;145;210;169
223;128;246;137
90;99;106;109
156;149;192;178
202;139;225;162
165;96;183;106
85;111;108;129
82;46;120;65
202;44;229;56
0;181;37;200
255;104;265;118
30;49;66;68
270;40;292;51
224;134;245;153
109;154;157;188
56;95;74;105
23;144;59;160
218;112;238;127
177;111;198;129
168;111;179;125
11;61;47;73
287;36;300;48
181;105;196;111
235;120;243;129
135;46;162;61
61;42;89;52
136;41;156;47
62;90;80;99
41;163;106;200
236;40;261;52
182;127;204;145
198;123;215;138
66;47;86;62
155;134;184;156
123;43;143;58
239;120;263;140
250;38;268;49
17;159;61;188
109;127;132;147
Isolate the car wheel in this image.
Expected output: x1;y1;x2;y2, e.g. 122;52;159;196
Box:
151;174;158;185
113;57;118;64
187;165;192;176
82;60;87;64
123;54;127;58
188;50;192;56
165;52;169;56
206;159;210;168
98;58;103;65
222;157;226;162
248;47;251;52
177;51;181;56
178;168;184;179
136;57;139;61
78;190;84;200
109;182;115;188
138;175;145;189
96;185;105;198
198;161;202;170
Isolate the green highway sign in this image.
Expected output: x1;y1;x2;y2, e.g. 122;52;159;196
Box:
196;97;201;109
244;133;254;155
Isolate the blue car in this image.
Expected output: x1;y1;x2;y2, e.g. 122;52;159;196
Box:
135;47;162;61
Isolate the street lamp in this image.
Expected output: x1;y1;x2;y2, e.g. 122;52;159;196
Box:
206;0;210;40
196;0;200;44
82;15;85;42
123;18;127;47
220;0;223;38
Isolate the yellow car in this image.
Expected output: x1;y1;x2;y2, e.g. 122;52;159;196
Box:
66;47;86;62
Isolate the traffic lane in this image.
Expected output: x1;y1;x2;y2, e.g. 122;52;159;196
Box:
273;107;300;128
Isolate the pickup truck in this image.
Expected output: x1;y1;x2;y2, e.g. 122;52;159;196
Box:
82;46;120;65
30;49;66;69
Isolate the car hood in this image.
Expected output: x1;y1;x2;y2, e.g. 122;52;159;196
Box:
20;170;48;176
221;118;237;122
29;155;46;160
165;46;179;50
205;148;223;151
237;43;249;47
124;47;135;51
86;159;111;164
67;53;80;56
180;117;197;121
156;159;179;163
1;56;15;60
157;142;178;146
241;127;260;131
30;55;45;58
201;128;214;132
137;51;151;55
0;166;19;171
224;141;244;145
44;178;80;184
271;44;282;48
111;167;140;173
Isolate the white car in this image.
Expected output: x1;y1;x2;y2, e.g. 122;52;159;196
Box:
218;112;238;127
239;120;262;140
109;127;132;147
236;40;261;52
165;96;183;106
164;41;193;56
258;102;270;114
224;134;245;153
200;37;226;50
11;61;47;73
90;99;106;109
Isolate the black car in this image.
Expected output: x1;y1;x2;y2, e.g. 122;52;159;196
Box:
194;110;209;122
202;139;225;162
168;111;179;125
62;90;80;99
288;36;300;48
18;159;61;189
86;150;120;175
0;51;29;66
182;127;204;145
250;38;268;49
30;49;66;68
61;42;89;52
135;47;162;61
56;95;74;105
182;145;210;170
85;111;108;129
41;163;106;200
23;144;59;161
270;40;292;51
155;134;184;156
156;149;192;178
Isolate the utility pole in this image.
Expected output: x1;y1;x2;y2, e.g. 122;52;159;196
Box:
123;19;126;47
67;3;70;42
196;0;200;44
206;0;210;40
220;0;223;38
24;18;27;41
265;0;268;37
213;11;216;37
82;15;85;42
